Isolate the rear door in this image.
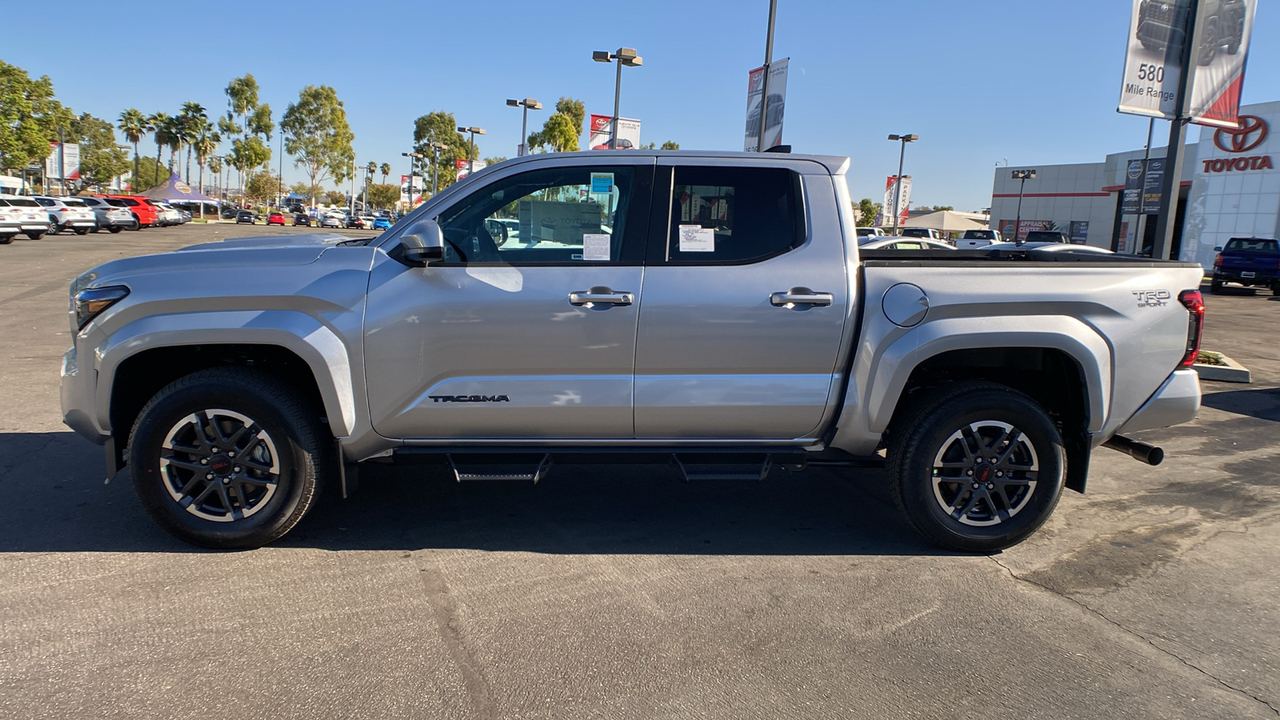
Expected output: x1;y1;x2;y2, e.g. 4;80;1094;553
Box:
633;159;850;440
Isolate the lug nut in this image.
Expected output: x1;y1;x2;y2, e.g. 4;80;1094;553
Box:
205;473;213;480
966;469;974;476
987;483;995;490
199;458;208;465
971;482;979;490
233;466;241;473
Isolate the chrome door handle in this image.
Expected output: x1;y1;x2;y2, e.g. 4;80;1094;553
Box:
569;287;634;307
770;287;833;307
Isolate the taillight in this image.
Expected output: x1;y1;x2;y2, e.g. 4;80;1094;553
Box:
1178;290;1205;368
1212;254;1222;268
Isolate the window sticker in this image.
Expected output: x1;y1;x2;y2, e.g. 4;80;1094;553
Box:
582;233;611;261
590;173;614;194
678;224;714;252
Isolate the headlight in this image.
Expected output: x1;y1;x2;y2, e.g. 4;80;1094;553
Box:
74;285;129;329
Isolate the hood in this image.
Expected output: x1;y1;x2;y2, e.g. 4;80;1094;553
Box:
177;232;352;252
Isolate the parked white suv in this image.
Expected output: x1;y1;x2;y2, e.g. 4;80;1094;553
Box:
34;196;97;235
0;194;52;239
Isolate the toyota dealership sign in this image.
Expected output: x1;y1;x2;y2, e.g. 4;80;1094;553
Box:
1202;114;1274;172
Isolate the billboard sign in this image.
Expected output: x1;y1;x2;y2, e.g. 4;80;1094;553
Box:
44;142;80;180
1118;0;1258;127
878;175;911;226
455;159;487;180
400;174;424;205
588;115;642;150
1141;157;1166;212
1121;159;1146;214
743;58;789;152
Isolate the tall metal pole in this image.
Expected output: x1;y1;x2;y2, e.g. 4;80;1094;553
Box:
58;127;66;195
431;145;439;196
891;138;906;234
520;105;529;157
1153;0;1204;261
1014;177;1026;244
611;60;623;150
468;131;476;174
756;0;779;152
278;132;284;209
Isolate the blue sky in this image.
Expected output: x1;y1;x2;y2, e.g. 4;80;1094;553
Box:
5;0;1278;211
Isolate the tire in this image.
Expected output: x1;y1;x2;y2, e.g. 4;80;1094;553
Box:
887;382;1066;552
1272;281;1280;297
1210;278;1224;293
127;367;331;549
74;227;89;235
1199;20;1219;65
129;214;141;230
108;226;122;234
25;231;45;240
47;222;62;236
0;234;12;245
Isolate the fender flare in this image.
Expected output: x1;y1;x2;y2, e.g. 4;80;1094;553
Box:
94;309;357;438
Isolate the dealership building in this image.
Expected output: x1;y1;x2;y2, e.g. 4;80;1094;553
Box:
989;100;1280;270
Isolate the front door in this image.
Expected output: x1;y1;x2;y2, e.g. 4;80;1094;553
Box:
363;161;653;440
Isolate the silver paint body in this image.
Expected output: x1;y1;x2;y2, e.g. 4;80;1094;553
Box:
60;151;1204;465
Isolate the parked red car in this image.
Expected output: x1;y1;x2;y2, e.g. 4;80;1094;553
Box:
99;194;160;228
266;211;285;226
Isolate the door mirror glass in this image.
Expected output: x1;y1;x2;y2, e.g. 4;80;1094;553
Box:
1214;246;1222;252
399;218;445;266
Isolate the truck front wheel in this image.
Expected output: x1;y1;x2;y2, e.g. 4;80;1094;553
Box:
888;382;1065;552
127;368;330;549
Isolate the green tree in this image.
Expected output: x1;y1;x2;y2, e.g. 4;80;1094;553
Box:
482;156;507;167
130;156;168;193
229;135;270;200
412;110;469;193
555;97;585;139
527;112;578;153
244;169;281;204
0;60;70;176
147;112;172;186
379;162;390;185
660;140;680;150
282;85;356;206
856;198;880;226
324;190;346;206
178;101;207;184
224;74;261;199
191;123;219;198
69;113;129;192
368;183;399;210
116;108;150;183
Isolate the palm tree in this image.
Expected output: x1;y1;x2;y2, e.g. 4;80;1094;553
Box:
148;112;171;186
161;115;184;174
193;122;220;217
117;109;149;183
179;102;207;185
380;162;391;186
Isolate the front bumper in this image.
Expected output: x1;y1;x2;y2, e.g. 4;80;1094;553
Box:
60;345;109;445
1116;369;1201;435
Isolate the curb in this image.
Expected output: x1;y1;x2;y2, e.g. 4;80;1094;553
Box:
1194;351;1251;383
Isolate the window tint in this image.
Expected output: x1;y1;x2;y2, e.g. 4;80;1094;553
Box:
0;199;9;207
1224;239;1279;254
664;166;798;264
64;199;87;207
965;230;996;240
6;198;39;207
435;165;638;265
36;198;56;206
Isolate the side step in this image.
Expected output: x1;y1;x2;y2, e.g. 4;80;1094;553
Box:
672;453;776;482
447;453;552;483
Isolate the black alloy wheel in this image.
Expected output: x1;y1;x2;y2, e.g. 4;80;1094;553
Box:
888;382;1065;552
1199;19;1219;65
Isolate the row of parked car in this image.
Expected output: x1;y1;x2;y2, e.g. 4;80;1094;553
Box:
0;193;193;244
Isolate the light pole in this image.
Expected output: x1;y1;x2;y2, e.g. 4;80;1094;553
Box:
506;98;542;156
429;141;446;195
887;133;918;234
592;47;643;149
1011;169;1037;245
401;151;422;210
456;126;485;176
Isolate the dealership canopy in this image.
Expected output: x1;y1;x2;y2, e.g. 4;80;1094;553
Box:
140;172;217;203
902;210;987;232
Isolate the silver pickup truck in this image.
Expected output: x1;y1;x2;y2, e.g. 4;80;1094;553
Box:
60;151;1206;552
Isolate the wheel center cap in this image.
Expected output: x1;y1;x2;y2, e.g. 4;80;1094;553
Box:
976;465;994;485
209;455;234;477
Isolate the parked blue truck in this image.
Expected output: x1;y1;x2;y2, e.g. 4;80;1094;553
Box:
1211;237;1280;295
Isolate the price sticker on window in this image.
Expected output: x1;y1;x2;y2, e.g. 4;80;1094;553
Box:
590;173;614;194
582;233;611;261
678;224;714;252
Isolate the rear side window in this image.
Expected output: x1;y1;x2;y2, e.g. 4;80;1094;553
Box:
0;199;9;207
965;230;996;240
64;199;87;207
36;198;56;207
1224;238;1279;254
117;198;138;206
7;198;39;207
663;166;799;264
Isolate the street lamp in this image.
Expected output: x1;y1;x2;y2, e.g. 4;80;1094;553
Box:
1011;169;1037;245
887;133;918;234
506;98;542;156
402;151;422;209
456;126;485;175
593;47;643;149
428;141;446;195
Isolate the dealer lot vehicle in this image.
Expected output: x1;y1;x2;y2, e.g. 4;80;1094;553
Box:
0;203;20;243
856;227;886;239
103;195;159;229
77;196;137;233
0;194;52;239
900;227;945;241
35;196;98;235
1024;230;1072;244
294;213;312;227
320;214;343;228
958;229;1001;249
1211;237;1280;294
235;210;256;224
61;151;1205;552
859;236;955;251
267;212;286;226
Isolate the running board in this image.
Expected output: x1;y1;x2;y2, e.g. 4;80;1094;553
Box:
672;453;775;482
446;454;552;483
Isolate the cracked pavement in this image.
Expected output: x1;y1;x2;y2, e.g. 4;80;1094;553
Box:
1;225;1277;718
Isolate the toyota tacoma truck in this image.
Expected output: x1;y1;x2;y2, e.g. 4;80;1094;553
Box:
60;151;1206;552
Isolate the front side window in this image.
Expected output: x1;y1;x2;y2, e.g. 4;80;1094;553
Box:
435;166;639;265
663;166;799;264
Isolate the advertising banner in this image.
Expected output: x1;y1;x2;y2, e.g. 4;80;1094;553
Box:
1118;0;1258;127
588;115;642;150
743;58;789;152
44;142;80;180
400;174;424;205
878;175;911;226
1069;221;1091;243
1122;159;1146;214
1014;220;1052;242
1141;157;1166;212
455;159;487;180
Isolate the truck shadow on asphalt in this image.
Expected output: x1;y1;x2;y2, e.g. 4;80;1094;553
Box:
0;432;934;556
1199;387;1280;422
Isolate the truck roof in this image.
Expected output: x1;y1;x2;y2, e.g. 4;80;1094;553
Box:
485;150;852;177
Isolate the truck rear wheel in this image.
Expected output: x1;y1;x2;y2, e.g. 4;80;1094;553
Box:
887;382;1065;552
128;368;330;549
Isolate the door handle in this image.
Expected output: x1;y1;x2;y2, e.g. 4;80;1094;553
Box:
569;287;634;307
770;287;834;308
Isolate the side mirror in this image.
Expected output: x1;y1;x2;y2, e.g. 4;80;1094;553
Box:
399;218;445;266
1213;246;1223;252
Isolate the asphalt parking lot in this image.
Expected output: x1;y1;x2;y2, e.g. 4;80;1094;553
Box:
1;224;1277;719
